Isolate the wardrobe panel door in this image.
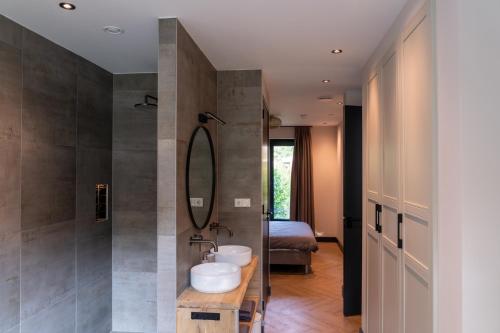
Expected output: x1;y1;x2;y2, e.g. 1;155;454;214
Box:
403;11;433;216
381;240;401;333
367;73;381;201
366;228;381;333
382;51;400;205
380;48;402;333
402;5;433;333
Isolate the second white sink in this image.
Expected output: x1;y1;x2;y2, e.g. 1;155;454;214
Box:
211;245;252;266
191;262;241;293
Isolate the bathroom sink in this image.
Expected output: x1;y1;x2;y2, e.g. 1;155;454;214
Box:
190;262;241;293
211;245;252;266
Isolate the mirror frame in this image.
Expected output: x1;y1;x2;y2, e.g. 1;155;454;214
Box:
186;126;216;230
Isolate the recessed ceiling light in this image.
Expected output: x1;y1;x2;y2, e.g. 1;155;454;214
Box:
331;49;343;54
337;101;344;105
59;2;76;10
103;26;124;35
322;79;331;83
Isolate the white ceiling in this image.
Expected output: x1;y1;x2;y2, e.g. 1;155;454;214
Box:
0;0;407;126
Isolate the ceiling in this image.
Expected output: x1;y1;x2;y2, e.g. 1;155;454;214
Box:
0;0;407;126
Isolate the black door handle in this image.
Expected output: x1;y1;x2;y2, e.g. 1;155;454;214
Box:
397;213;403;249
344;216;353;229
375;204;382;233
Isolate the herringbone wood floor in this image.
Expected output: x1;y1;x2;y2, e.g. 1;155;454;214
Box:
264;243;361;333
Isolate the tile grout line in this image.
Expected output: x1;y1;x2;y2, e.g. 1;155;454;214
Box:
74;59;79;333
19;27;24;333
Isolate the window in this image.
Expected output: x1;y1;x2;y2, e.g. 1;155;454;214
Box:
270;139;294;220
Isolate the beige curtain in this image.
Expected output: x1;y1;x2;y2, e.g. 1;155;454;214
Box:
290;126;315;231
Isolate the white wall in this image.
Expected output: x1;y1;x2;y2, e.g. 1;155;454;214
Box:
435;0;462;332
311;127;341;237
270;126;343;238
337;121;344;245
455;1;500;331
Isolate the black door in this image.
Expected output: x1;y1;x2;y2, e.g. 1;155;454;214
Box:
343;105;362;316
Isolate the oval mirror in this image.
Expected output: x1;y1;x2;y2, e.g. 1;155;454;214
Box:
186;126;216;229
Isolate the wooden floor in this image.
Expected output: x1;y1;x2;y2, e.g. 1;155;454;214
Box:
264;243;361;333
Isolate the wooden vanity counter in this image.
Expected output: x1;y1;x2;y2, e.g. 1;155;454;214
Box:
176;256;259;332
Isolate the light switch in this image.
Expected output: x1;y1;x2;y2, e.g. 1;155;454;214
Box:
234;198;251;208
190;198;204;207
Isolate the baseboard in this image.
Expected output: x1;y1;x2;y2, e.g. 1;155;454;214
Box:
315;236;338;243
337;241;344;253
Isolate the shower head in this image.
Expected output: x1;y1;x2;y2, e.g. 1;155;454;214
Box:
134;95;158;109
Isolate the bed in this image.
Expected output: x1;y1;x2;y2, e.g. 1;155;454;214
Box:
270;221;319;274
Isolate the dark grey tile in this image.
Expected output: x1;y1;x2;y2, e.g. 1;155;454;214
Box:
77;59;113;150
77;276;111;333
77;233;111;287
0;15;22;49
20;292;76;333
0;230;20;333
112;149;156;212
22;29;77;147
113;90;157;151
112;210;156;236
0;139;21;235
76;147;112;240
112;271;157;333
218;70;262;88
21;143;76;230
20;222;75;320
159;19;177;46
113;73;158;92
0;40;22;139
113;233;157;273
176;228;205;295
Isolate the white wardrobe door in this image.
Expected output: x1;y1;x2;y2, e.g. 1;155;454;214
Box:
366;72;382;333
402;5;433;333
381;49;401;333
367;73;382;203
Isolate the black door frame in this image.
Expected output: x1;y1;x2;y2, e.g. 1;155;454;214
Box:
343;105;363;316
269;139;295;221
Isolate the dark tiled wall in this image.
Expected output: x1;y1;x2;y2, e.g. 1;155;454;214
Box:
112;74;158;333
157;18;218;333
217;70;263;297
0;15;112;333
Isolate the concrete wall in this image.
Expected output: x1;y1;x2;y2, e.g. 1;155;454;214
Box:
112;74;158;333
0;14;112;333
157;18;218;333
218;70;263;297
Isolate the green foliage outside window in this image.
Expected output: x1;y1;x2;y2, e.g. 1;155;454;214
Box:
273;145;294;219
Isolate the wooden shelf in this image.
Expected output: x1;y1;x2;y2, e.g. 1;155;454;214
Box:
239;295;260;333
177;256;258;310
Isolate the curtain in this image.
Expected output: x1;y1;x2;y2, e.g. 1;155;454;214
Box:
290;126;315;231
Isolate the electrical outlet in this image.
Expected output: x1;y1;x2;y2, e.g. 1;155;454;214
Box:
190;198;204;208
234;198;251;208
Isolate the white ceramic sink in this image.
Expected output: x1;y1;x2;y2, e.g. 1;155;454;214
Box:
211;245;252;267
190;262;241;293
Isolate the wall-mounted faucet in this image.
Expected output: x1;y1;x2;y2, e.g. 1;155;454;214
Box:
189;234;218;253
209;222;234;238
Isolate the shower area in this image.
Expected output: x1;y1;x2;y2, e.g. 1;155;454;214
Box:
112;74;159;332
